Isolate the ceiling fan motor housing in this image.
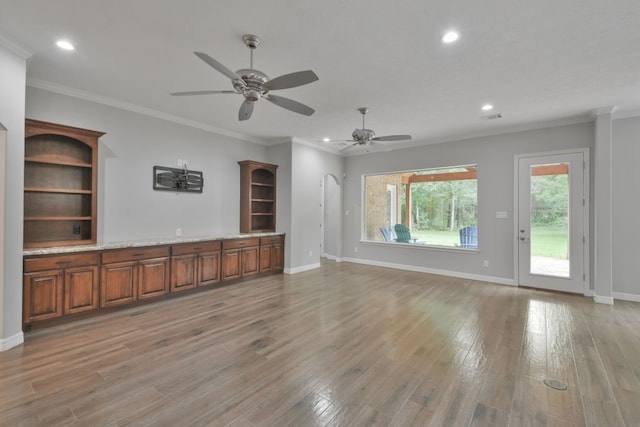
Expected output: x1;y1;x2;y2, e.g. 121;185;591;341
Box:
352;128;376;143
234;68;270;101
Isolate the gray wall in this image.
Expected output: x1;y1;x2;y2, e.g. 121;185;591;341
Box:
343;122;594;283
0;45;26;347
612;116;640;299
266;141;292;269
289;141;343;270
26;87;267;241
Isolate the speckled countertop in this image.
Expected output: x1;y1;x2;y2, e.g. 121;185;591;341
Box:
23;232;284;256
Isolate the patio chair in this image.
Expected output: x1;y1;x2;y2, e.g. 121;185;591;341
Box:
459;226;478;248
380;227;393;242
394;224;417;243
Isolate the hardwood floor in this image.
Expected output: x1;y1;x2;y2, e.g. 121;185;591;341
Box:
2;261;639;426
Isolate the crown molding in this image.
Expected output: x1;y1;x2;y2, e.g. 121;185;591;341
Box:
26;78;268;145
591;106;617;117
612;107;640;120
0;34;32;59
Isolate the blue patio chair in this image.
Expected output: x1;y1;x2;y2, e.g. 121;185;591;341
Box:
380;227;392;242
459;226;478;248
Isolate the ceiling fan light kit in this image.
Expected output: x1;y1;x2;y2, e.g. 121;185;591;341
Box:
171;34;319;121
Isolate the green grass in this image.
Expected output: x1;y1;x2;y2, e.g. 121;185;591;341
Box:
531;225;568;259
410;225;568;259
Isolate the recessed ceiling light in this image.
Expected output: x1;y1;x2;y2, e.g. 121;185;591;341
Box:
442;31;459;44
56;40;75;51
323;137;331;142
481;104;494;111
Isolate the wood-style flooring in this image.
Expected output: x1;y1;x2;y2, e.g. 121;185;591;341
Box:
1;261;639;426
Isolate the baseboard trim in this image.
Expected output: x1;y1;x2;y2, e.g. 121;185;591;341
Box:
593;295;615;305
612;292;640;303
284;262;321;275
341;257;515;286
0;331;24;352
322;254;342;263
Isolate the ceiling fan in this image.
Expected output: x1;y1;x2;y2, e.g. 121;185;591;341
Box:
171;34;319;121
339;108;412;151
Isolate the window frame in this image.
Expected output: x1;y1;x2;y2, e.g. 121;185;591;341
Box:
361;164;479;252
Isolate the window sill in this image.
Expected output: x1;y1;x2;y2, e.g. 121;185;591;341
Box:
360;240;479;254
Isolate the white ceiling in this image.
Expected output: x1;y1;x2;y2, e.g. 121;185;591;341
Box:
1;0;639;153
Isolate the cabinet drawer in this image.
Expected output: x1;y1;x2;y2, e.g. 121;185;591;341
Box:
24;253;99;273
172;241;221;256
222;238;259;249
260;236;283;246
102;246;170;264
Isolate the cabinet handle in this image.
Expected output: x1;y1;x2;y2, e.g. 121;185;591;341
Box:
133;253;145;257
192;247;202;251
56;261;72;265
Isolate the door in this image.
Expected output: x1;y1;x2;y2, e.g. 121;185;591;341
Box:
138;257;169;299
23;270;63;323
64;265;99;314
171;254;198;292
198;251;220;286
517;151;587;293
101;261;137;307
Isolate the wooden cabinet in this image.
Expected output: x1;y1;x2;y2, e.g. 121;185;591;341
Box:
23;235;283;327
260;236;285;273
238;160;278;233
23;253;99;323
221;238;259;280
24;119;103;248
171;241;221;292
100;247;169;307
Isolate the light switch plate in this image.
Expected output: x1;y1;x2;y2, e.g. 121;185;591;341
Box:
496;211;508;219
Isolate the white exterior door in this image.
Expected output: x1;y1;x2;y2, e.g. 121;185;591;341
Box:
516;151;587;294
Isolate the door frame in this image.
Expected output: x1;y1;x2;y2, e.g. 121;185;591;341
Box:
513;148;590;294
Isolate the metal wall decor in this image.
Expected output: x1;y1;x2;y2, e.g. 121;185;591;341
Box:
153;165;203;193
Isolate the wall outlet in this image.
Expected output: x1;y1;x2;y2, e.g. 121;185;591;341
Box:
176;228;182;237
483;260;489;267
72;224;81;235
354;246;358;253
309;250;313;257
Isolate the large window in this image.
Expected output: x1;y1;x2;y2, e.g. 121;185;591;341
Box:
364;165;478;248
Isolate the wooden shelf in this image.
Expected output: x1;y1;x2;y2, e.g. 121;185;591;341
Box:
239;160;278;233
24;119;103;248
25;216;92;221
25;157;92;168
25;187;93;195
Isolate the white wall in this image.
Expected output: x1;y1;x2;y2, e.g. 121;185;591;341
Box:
26;87;268;241
612;116;640;300
343;122;594;284
322;174;341;259
289;141;343;271
0;44;26;350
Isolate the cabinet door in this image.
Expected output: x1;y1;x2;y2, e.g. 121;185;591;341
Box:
171;254;197;292
101;261;136;308
198;251;220;286
242;247;259;277
23;270;63;323
272;243;284;271
64;265;99;315
138;257;169;299
259;245;273;273
221;249;241;281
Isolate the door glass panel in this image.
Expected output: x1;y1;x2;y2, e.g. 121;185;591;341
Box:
529;163;570;277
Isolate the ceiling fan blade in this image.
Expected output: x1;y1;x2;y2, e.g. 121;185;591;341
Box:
340;142;359;152
170;90;238;96
194;51;245;86
265;94;315;116
264;70;319;91
372;134;412;142
238;100;254;121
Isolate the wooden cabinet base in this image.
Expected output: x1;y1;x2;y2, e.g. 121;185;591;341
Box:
23;235;283;329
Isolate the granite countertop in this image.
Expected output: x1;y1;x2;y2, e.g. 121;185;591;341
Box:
23;232;284;256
